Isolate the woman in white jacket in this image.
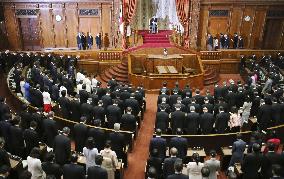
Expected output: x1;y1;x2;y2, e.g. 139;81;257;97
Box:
27;147;45;179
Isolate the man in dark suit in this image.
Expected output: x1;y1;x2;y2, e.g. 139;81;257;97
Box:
257;97;272;131
81;98;94;124
9;116;25;158
167;159;188;179
108;76;118;91
58;90;71;119
163;147;180;178
155;104;169;133
81;32;86;50
202;97;214;113
108;123;126;161
121;107;137;132
87;155;108;179
23;121;39;156
69;95;81;123
185;106;199;135
159;82;170;95
233;33;238;49
74;117;88;152
124;93;140;116
93;100;106;124
215;106;230;133
238;35;244;48
106;99;122;128
54;127;71;165
42;152;63;179
263;143;282;178
146;149;163;179
76;32;83;50
169;90;181;109
0;97;10;121
88;120;105;151
229;133;246;167
241;143;264;179
149;129;167;159
0;118;12;152
42;111;58;147
169;129;188;160
214;84;222;101
63;153;85;179
188;98;201;114
158;90;169;105
193;89;204;106
79;84;89;104
87;32;93;49
170;104;186;134
199;107;214;134
226;90;237;111
224;34;230;49
101;90;112;109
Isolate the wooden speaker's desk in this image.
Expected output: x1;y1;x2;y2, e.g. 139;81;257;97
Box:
146;54;183;73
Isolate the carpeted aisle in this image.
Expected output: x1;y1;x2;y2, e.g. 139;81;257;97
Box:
124;93;158;179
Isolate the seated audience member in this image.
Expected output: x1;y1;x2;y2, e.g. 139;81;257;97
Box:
87;155;108;179
149;129;167;159
167;159;188;179
27;147;44;179
42;152;62;179
204;150;220;179
163;147;180;179
100;141;118;179
241;143;263;179
201;166;210;179
187;152;204;179
146;149;163;179
83;137;99;172
229;133;246;167
63;153;85;179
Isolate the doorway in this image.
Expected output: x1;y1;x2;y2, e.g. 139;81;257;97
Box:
18;18;41;50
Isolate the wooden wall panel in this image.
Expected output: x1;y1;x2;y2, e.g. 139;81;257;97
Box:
239;7;255;48
65;3;78;48
102;4;111;36
208;18;228;36
79;17;100;36
250;9;266;49
263;19;283;49
39;5;54;48
229;8;242;34
4;4;22;50
52;4;66;47
198;7;209;50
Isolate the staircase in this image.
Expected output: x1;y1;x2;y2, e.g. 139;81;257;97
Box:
99;60;129;83
203;66;220;86
139;30;172;44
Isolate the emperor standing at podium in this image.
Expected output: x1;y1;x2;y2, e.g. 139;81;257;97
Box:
150;16;158;34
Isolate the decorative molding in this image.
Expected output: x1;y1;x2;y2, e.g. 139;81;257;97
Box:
209;10;229;17
15;9;39;17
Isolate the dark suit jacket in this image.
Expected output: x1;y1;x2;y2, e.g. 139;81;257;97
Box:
69;99;81;122
108;132;125;158
23;128;39;155
81;103;94;123
241;153;263;179
155;111;169;132
106;105;122;128
121;113;136;132
87;165;108;179
63;163;85;179
74;123;88;152
149;137;167;159
124;98;140;116
42;118;58;147
54;134;71;165
88;128;105;151
184;112;199;134
93;105;105;122
147;156;163;178
170;110;185;134
0;148;11;168
79;90;89;104
9;125;24;156
169;137;188;159
199;112;214;134
58;96;71;119
163;157;179;178
167;173;188;179
193;94;204;105
257;104;272;130
215;112;230;133
42;161;63;179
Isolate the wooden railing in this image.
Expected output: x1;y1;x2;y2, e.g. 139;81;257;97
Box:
98;51;122;61
219;49;284;59
200;51;221;60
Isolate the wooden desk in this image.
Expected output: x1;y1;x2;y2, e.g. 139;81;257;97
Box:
146;54;183;73
187;148;206;157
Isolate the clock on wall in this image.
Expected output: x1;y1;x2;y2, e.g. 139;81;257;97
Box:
55;15;62;22
244;15;251;22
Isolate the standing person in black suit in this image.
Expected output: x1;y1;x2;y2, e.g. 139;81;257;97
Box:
232;33;238;49
157;91;169;105
81;32;87;50
219;33;225;49
76;32;83;50
81;98;94;124
149;129;167;160
69;95;81;123
101;90;112;109
238;35;244;49
108;76;118;91
63;154;85;179
87;32;93;49
257;97;272;131
188;98;201;114
54;127;71;166
106;99;122;129
121;107;137;132
87;155;108;179
202;97;214;114
170;104;186;134
224;34;230;49
241;143;264;179
215;106;230;133
9;116;25;158
88;120;105;152
79;84;89;104
155;105;169;133
214;84;222;102
124;93;140;116
93;100;106;125
42;111;58;147
263;143;282;178
226;89;237;111
229;133;246;167
0;97;10;121
193;89;204;106
169;129;188;160
146;149;163;179
159;82;170;95
199;107;214;134
207;33;213;51
58;90;70;119
23;121;39;157
108;123;126;163
169;90;181;109
163;147;180;179
74;117;88;152
0;138;11;169
167;159;188;179
185;106;199;135
42;152;63;179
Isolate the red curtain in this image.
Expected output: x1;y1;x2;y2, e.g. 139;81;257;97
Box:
175;0;191;46
122;0;137;49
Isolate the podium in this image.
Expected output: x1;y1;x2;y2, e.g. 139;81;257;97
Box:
146;54;183;73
